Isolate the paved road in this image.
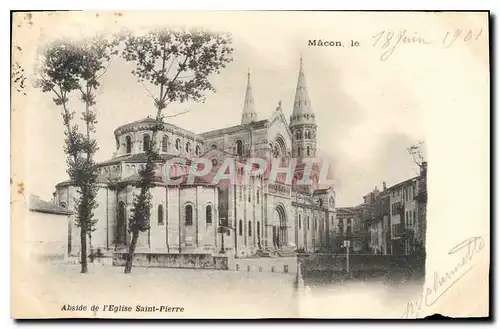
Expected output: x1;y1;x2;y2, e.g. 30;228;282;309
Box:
21;262;297;318
19;261;423;318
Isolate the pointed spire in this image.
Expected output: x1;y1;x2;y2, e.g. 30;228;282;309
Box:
291;55;314;120
241;68;257;125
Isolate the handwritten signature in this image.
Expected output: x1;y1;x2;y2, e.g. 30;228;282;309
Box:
373;29;484;61
401;236;486;318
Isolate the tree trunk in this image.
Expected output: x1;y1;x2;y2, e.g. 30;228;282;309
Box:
124;230;139;274
80;226;88;273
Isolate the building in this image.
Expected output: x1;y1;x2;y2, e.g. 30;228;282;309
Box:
53;57;337;258
359;163;428;255
27;194;73;260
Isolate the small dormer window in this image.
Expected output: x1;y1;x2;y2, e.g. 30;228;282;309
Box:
185;142;191;153
195;145;201;156
175;138;181;150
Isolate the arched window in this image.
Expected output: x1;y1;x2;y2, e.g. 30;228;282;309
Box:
329;197;335;208
257;221;260;237
206;205;212;225
143;134;151;152
306;146;310;156
318;199;323;207
162;136;169;152
185;142;191;153
238;219;243;236
307;216;310;230
299;214;302;230
157;205;164;225
248;221;252;236
297;147;301;157
236;140;243;156
175;138;181;150
126;136;132;154
195;145;201;156
117;202;127;245
185;205;193;226
256;189;260;204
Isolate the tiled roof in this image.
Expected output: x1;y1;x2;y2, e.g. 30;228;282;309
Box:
385;176;419;190
29;195;73;215
118;173;164;185
98;153;178;166
313;188;331;195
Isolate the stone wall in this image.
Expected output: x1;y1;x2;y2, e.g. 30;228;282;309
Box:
298;253;425;273
112;252;229;270
231;256;298;273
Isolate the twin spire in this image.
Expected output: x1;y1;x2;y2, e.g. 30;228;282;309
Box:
241;69;257;125
240;55;314;125
291;54;314;118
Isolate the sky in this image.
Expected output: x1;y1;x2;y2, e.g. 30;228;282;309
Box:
18;11;443;207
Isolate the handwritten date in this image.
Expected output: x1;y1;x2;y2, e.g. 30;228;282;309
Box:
373;29;484;61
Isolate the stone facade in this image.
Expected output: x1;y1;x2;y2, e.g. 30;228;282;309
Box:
54;57;337;258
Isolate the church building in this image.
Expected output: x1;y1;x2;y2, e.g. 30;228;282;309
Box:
54;57;337;258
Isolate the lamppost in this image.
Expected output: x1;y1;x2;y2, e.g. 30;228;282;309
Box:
344;240;351;273
218;217;229;254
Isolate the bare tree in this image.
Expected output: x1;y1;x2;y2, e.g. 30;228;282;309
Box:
407;141;425;168
121;28;233;273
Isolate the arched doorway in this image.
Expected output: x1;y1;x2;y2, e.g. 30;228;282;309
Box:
117;202;127;245
272;205;287;249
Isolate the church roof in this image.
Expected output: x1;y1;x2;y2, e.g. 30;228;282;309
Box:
98;153;178;166
291;56;314;118
118;173;164;185
313;188;331;196
200;119;268;138
29;195;73;215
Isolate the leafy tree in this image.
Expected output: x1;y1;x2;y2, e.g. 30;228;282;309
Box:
121;28;233;273
37;36;116;273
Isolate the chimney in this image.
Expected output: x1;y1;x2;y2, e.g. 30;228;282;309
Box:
420;162;428;176
383;181;387;191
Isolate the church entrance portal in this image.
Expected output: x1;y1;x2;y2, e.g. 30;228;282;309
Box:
272;205;287;249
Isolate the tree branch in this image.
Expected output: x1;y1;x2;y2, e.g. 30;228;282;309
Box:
164;109;191;118
141;81;156;100
161;55;189;103
96;60;112;80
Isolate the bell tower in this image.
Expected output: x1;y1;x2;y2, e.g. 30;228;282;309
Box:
290;55;317;159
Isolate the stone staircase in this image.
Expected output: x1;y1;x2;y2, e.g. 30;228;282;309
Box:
256;247;297;258
276;246;297;257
